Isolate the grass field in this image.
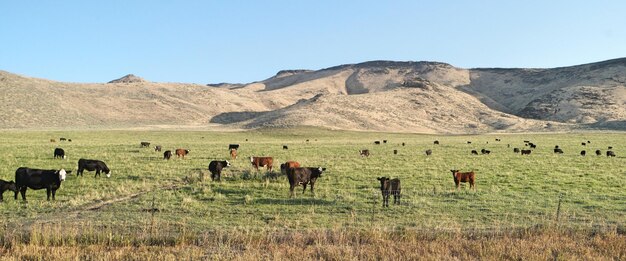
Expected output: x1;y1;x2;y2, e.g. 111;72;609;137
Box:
0;128;624;259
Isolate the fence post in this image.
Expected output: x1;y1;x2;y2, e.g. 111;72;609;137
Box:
555;193;563;223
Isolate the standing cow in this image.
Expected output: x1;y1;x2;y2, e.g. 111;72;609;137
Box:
77;159;111;178
176;149;190;159
0;179;17;202
208;160;231;181
230;148;238;160
359;150;370;157
140;142;150;147
54;148;66;159
250;156;273;173
377;177;401;207
154;145;162;152
15;167;70;201
287;167;326;197
163;150;172;160
425;149;432;156
450;170;476;191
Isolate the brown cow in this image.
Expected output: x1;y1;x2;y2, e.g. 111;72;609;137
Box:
280;161;301;176
450;170;475;191
250;156;273;172
175;149;190;158
230;148;237;160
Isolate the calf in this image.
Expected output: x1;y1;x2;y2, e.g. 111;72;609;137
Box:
595;150;602;156
425;149;432;156
176;148;190;158
287;167;326;197
280;161;301;176
140;141;150;147
450;170;475;191
0;179;17;202
580;150;586;156
471;150;478;155
513;148;520;153
54;148;66;159
521;149;532;155
607;151;616;157
15;167;70;201
163;150;172;160
230;148;237;160
77;158;111;178
208;160;231;181
154;145;162;152
250;156;273;173
359;149;370;157
554;148;564;154
377;177;401;207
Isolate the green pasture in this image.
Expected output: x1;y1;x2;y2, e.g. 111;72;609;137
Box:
0;129;624;233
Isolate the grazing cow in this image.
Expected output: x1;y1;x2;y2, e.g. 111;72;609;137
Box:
383;140;388;144
287;167;326;197
425;149;432;156
521;149;532;155
50;139;56;142
480;149;491;155
359;149;370;157
595;150;602;156
54;148;66;159
176;149;190;158
434;140;439;145
377;177;401;207
581;142;586;146
77;159;111;178
230;148;237;160
59;137;67;141
495;138;501;142
450;170;476;191
283;145;289;150
163;150;172;160
607;151;616;157
530;144;537;149
250;156;274;173
14;167;70;201
513;148;520;153
208;160;231;181
587;140;591;143
154;145;162;152
393;149;398;155
374;141;381;145
280;161;301;175
554;148;564;154
140;141;150;147
228;144;240;150
580;150;586;156
471;150;478;155
0;179;17;202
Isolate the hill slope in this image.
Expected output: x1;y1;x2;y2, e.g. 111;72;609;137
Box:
1;58;625;132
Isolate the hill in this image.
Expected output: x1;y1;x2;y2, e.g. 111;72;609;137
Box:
1;58;625;132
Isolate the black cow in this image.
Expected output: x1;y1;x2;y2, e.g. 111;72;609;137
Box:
163;150;172;160
208;160;231;181
467;141;472;144
554;145;560;149
54;148;66;159
228;144;240;150
513;148;520;153
393;149;398;155
377;177;401;207
287;167;326;197
580;150;586;156
529;143;537;149
59;137;67;141
581;142;586;146
471;150;478;155
77;159;111;178
481;149;491;155
608;146;613;150
402;142;406;146
14;167;70;201
607;151;616;157
154;145;162;152
434;140;439;145
0;179;17;202
282;145;288;150
68;139;72;142
554;148;564;154
425;149;432;156
383;140;388;144
595;150;602;156
374;141;381;145
140;141;150;147
521;149;532;155
495;138;501;142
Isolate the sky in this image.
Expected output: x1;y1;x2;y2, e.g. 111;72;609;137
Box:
1;1;625;84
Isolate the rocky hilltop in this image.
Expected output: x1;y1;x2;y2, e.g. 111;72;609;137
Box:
0;58;624;132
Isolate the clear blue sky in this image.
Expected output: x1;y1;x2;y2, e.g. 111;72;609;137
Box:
1;1;625;84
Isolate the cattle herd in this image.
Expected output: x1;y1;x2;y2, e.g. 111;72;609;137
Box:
0;137;619;208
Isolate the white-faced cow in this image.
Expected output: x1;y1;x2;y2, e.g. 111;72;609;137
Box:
77;159;111;178
154;145;162;152
208;160;231;181
359;150;370;157
54;148;66;159
0;179;17;202
377;177;401;207
607;151;616;157
15;167;70;201
287;167;326;197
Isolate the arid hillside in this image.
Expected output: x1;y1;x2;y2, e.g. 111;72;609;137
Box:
1;58;624;132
